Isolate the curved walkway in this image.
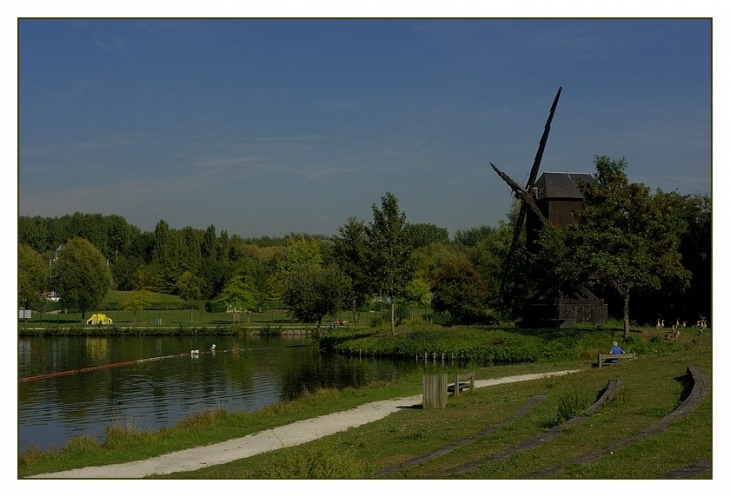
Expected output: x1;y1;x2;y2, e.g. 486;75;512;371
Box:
29;370;579;479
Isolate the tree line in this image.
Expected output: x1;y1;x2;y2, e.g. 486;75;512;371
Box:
18;156;711;332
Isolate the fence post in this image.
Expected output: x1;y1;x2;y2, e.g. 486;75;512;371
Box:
423;373;448;409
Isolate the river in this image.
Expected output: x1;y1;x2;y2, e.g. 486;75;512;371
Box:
18;334;419;453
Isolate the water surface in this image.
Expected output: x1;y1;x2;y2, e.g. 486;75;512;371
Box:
18;334;418;452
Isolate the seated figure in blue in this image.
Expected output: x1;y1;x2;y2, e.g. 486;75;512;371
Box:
608;341;625;363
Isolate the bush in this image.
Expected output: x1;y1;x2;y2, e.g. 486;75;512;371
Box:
555;389;591;425
369;316;384;328
205;300;227;313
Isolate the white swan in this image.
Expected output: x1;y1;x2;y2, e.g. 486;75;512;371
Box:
190;349;199;356
210;344;216;352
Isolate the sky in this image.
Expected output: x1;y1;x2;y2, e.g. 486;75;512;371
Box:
15;16;713;239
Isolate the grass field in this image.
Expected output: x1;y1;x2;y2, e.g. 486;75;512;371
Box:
18;290;397;329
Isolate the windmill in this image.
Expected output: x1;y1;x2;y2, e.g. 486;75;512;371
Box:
491;86;562;292
490;87;608;326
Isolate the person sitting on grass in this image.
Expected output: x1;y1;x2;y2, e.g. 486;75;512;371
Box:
608;341;625;364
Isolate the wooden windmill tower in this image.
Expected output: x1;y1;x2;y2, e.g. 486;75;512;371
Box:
491;88;607;327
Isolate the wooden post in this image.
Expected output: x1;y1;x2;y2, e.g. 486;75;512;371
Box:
423;374;448;409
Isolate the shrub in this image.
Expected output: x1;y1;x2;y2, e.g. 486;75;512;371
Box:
555;389;591;425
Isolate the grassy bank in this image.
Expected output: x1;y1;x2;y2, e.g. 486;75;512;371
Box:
324;321;689;366
163;328;712;479
18;326;712;479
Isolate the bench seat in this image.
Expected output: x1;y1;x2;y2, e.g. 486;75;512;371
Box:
597;352;636;368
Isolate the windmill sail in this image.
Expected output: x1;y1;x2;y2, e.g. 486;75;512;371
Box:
499;87;562;293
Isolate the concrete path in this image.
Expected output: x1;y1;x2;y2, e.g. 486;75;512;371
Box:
29;370;579;479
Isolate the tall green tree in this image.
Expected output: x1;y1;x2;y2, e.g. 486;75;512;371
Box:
18;243;49;310
365;192;415;335
105;214;136;261
564;156;690;337
53;237;112;319
331;217;370;325
281;264;350;334
152;220;190;292
177;270;204;305
111;255;143;291
666;192;711;322
18;216;51;253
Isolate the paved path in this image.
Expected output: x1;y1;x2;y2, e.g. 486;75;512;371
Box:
29;370;579;479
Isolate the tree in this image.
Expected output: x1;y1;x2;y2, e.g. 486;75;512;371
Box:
470;208;531;320
564;156;690;337
402;277;432;321
124;289;154;324
331;217;370;325
406;223;450;249
18;216;51;253
219;275;258;324
453;225;495;247
18;243;49;310
430;255;490;324
279;235;323;273
281;264;349;334
662;192;711;322
105;214;136;261
176;270;204;321
53;237;112;320
364;192;415;335
111;255;143;291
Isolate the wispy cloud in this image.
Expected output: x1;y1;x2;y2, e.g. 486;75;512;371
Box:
95;36;130;54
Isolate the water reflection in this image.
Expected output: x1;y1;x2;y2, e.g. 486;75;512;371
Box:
18;335;418;452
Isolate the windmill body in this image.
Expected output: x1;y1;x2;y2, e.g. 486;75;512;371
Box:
522;171;608;327
492;88;608;327
525;171;594;250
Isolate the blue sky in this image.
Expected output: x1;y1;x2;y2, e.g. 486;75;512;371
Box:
17;18;712;239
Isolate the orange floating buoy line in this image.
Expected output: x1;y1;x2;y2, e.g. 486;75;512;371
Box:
18;346;243;383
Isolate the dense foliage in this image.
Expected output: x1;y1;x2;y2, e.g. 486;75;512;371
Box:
18;243;49;310
561;156;691;337
18;169;710;327
53;237;112;319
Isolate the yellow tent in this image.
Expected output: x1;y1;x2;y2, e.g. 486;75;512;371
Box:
86;313;113;325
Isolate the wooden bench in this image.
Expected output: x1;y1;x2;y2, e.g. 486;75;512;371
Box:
331;320;350;327
597;353;636;368
447;371;475;396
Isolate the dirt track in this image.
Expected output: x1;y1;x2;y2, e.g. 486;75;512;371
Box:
29;370;579;479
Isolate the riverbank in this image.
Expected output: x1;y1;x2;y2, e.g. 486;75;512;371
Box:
19;328;712;479
28;370;581;478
